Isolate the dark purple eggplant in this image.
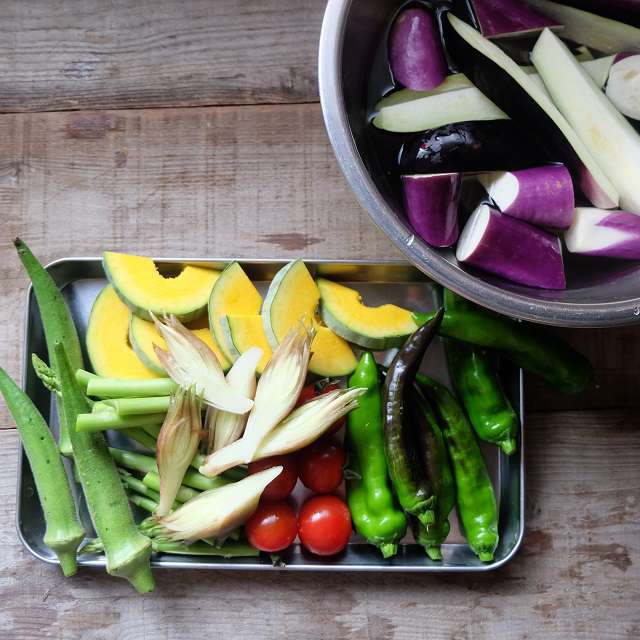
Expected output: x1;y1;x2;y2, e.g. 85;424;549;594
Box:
398;120;550;175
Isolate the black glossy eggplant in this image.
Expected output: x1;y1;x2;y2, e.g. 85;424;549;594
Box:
398;121;549;175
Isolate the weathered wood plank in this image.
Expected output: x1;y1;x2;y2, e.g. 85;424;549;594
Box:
0;0;322;112
1;410;638;639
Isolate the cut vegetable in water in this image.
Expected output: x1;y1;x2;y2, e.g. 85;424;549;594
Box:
445;13;619;209
388;7;446;91
565;207;640;260
478;164;575;229
469;0;561;38
457;204;566;289
157;466;282;543
155;387;202;517
212;347;260;452
606;54;640;121
527;0;640;55
402;173;461;247
399;121;549;175
199;387;365;477
153;314;253;414
531;28;640;214
373;75;508;133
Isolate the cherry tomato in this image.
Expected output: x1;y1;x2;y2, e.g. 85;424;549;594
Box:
295;383;345;436
248;454;298;501
298;438;345;493
295;383;317;407
245;500;297;552
298;495;352;556
319;384;346;436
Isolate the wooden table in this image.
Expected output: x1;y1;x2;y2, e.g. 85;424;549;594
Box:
0;2;638;637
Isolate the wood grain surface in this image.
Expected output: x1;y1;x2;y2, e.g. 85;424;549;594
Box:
0;1;639;638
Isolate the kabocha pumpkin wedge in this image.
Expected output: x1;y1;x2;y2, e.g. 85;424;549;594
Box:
103;251;219;322
208;262;263;363
129;314;231;373
317;278;420;349
261;261;356;376
220;315;273;374
87;285;160;379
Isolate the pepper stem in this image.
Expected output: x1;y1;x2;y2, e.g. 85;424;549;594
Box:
425;545;443;561
379;543;398;559
478;551;494;562
417;509;435;527
500;438;517;456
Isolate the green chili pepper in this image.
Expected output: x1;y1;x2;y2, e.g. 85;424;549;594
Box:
417;374;499;563
383;309;444;527
413;308;592;395
346;353;407;559
408;389;455;561
443;291;518;456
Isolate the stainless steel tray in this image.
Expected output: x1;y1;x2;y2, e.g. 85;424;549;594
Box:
17;257;524;572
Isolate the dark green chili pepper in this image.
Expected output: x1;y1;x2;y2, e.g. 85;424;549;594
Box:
408;389;455;561
346;353;407;559
412;308;592;395
383;309;444;527
417;374;499;563
443;290;518;456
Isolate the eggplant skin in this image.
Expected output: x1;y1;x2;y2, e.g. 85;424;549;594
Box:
398;121;549;174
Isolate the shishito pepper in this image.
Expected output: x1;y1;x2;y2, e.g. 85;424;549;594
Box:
418;374;499;562
443;290;519;455
408;389;455;561
383;309;444;527
346;353;407;558
413;307;593;395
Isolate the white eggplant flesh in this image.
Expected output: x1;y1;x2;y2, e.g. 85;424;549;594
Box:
532;29;640;214
565;207;640;260
456;204;566;289
478;164;574;229
606;54;640;121
528;0;640;55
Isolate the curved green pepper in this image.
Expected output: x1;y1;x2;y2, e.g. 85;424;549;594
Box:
413;308;592;395
346;353;407;559
383;309;444;526
409;390;455;561
417;374;499;563
443;291;519;455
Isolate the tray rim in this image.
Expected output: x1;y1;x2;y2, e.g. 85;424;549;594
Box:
16;255;525;573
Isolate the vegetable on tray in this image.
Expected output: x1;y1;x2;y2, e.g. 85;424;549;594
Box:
444;13;619;209
388;7;447;91
531;28;640;213
346;353;407;559
456;203;566;290
606;54;640;121
565;207;640;260
478;164;575;229
383;309;444;527
469;0;562;38
245;500;298;553
527;0;640;55
418;376;499;562
298;495;352;557
402;173;461;247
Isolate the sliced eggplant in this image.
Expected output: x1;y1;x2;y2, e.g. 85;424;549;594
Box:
606;54;640;121
527;0;640;54
478;164;574;229
469;0;561;38
456;203;566;289
398;121;549;175
444;13;619;209
565;207;640;259
531;28;640;213
402;173;461;247
389;8;447;91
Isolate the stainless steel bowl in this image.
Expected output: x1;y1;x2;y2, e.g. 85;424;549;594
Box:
318;0;640;327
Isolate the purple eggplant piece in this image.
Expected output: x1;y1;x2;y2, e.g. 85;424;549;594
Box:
564;207;640;259
478;164;575;229
606;54;640;121
402;173;461;247
469;0;561;38
456;203;566;289
389;8;447;91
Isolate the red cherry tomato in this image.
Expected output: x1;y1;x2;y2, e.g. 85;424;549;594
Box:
319;384;346;436
295;383;346;436
245;500;297;552
298;438;345;493
298;495;352;556
248;454;298;501
295;383;317;407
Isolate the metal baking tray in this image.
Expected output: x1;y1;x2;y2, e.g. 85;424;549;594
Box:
17;257;524;572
